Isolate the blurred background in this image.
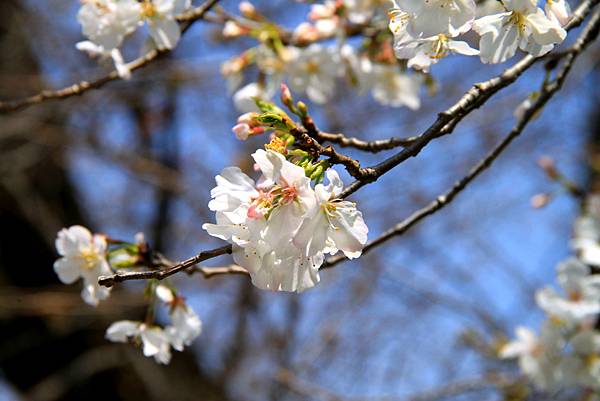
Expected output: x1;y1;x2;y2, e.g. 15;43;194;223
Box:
1;0;600;400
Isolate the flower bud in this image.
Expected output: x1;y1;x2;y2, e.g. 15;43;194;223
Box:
309;165;325;182
297;101;308;117
232;123;251;140
530;193;551;209
239;1;257;18
280;83;293;109
223;21;247;38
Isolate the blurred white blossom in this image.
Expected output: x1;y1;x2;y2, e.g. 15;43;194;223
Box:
54;225;112;306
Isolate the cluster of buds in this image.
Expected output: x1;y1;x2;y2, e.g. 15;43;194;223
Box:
230;84;331;183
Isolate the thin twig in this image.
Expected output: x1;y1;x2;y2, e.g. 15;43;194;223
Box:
98;244;232;287
316;131;419;153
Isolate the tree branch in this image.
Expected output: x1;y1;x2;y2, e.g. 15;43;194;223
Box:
325;7;600;269
98;244;232;287
0;0;221;114
315;131;418;153
339;0;600;199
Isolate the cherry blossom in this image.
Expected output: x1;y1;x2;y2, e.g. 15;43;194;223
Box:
394;34;479;73
233;83;276;113
155;285;202;351
203;148;368;292
535;258;600;325
77;0;140;52
294;169;368;259
286;45;340;104
76;0;140;76
54;225;112;306
560;330;600;389
394;0;476;38
500;323;564;391
369;63;421;109
106;320;172;364
138;0;191;50
473;0;566;64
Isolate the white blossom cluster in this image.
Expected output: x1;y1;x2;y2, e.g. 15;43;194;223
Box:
500;205;600;393
224;0;571;111
203;149;368;293
76;0;191;78
53;226;201;364
390;0;568;68
106;285;202;364
223;1;422;111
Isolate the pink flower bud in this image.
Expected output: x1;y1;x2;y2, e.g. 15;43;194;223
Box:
232;123;251;140
281;83;293;106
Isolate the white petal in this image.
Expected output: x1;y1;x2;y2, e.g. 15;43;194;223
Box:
55;225;93;256
329;206;368;259
81;283;111;306
293;210;330;257
53;258;82;284
106;320;140;342
148;18;181;50
155;285;174;303
447;40;480;56
527;8;566;46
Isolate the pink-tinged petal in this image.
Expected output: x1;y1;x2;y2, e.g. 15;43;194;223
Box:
92;234;108;254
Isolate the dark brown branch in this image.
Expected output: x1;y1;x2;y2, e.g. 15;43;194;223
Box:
98;244;232;287
0;0;221;114
325;8;600;269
